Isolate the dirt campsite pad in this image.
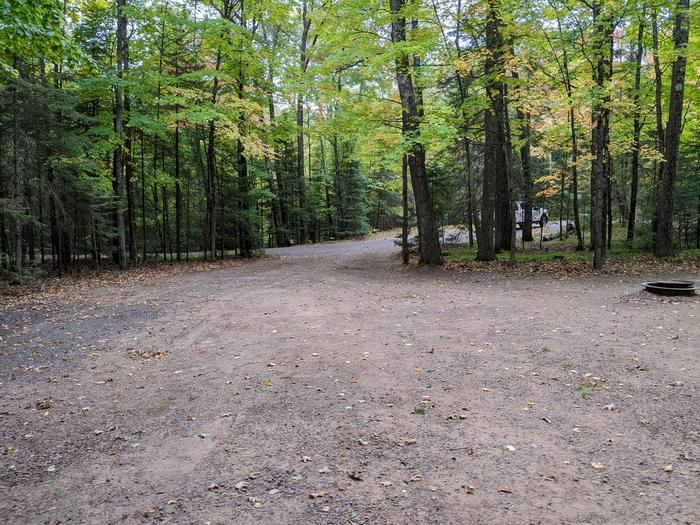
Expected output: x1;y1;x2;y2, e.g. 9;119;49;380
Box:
1;238;698;524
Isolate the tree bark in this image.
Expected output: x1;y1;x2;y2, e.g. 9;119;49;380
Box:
296;0;312;243
477;0;504;261
590;0;613;269
205;51;221;259
655;0;690;256
627;15;644;241
112;0;128;269
123;20;136;263
390;0;441;264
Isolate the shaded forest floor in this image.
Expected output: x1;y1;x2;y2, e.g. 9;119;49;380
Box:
1;237;698;524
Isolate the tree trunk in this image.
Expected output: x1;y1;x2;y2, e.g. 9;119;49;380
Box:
655;0;690;256
296;0;312;243
390;0;441;265
627;15;644;241
205;51;221;259
652;10;665;157
140;131;146;262
477;0;504;261
112;0;128;270
123;24;136;263
590;0;613;270
174;59;182;261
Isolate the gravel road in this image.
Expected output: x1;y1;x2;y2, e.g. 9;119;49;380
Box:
1;238;698;524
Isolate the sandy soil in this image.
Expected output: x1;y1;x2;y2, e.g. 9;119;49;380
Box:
1;238;698;525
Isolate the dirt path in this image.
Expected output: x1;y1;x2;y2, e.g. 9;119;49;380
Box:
1;239;698;524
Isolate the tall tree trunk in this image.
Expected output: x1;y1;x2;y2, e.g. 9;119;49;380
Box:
140;131;146;261
652;10;665;157
112;0;128;269
123;25;136;263
296;0;312;243
655;0;690;256
491;12;510;253
390;0;441;264
174;59;182;261
590;0;613;269
265;79;285;246
627;15;644;241
205;51;221;259
477;0;504;261
555;15;583;250
454;0;475;249
236;8;252;257
319;137;334;236
332;133;344;232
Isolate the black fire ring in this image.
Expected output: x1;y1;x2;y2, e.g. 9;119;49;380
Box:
642;280;697;296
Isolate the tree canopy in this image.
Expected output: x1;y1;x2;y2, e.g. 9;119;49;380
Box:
1;0;697;275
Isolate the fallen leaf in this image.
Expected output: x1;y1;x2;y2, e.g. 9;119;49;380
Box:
235;481;249;490
591;462;605;470
603;404;616;411
309;491;329;499
301;455;312;463
496;486;512;493
208;483;220;492
36;400;53;410
346;470;363;481
421;395;431;402
167;499;177;505
405;474;422;483
358;438;368;446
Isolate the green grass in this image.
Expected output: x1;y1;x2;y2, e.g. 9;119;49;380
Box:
445;224;700;264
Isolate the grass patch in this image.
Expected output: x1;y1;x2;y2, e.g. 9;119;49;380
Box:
444;225;700;267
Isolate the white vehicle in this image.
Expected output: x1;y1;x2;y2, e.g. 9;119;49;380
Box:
515;201;548;227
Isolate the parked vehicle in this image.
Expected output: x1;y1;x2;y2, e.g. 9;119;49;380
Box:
515;201;548;227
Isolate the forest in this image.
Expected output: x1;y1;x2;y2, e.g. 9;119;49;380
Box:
0;0;698;276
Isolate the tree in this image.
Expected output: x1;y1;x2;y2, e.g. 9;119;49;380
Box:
655;0;691;256
390;0;441;265
112;0;128;269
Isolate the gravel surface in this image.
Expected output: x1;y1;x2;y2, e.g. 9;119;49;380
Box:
1;238;698;524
